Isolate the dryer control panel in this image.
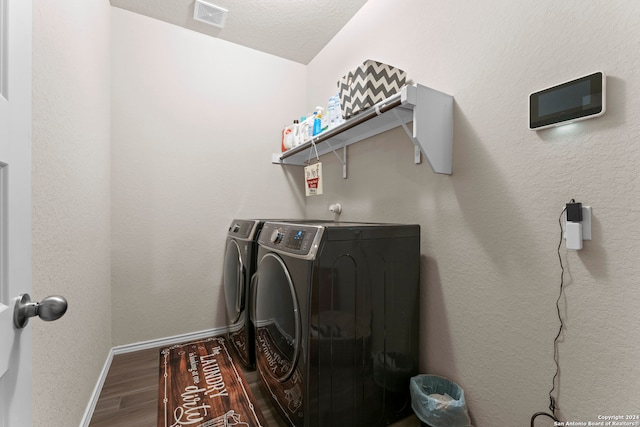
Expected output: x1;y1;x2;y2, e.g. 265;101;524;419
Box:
258;222;323;259
227;219;260;240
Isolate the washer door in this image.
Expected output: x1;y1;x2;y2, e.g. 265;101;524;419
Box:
223;239;244;326
254;253;301;383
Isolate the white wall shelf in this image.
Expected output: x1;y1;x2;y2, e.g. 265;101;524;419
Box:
272;83;453;178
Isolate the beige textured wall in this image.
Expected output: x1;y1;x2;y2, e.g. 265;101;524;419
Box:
31;0;112;426
29;1;640;425
304;0;640;425
110;9;308;345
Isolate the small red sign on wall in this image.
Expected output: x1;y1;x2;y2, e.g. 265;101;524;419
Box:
304;162;323;196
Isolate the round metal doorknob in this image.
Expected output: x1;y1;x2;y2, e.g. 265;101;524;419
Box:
14;293;68;329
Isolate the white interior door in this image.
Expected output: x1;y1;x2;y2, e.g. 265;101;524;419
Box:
0;0;33;425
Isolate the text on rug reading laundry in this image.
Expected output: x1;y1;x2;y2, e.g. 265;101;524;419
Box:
201;349;229;399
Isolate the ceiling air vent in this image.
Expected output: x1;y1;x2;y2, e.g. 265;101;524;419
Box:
193;0;228;28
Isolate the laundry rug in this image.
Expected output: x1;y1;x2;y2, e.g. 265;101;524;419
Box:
158;336;267;427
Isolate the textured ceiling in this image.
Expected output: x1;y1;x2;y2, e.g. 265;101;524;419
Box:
109;0;369;64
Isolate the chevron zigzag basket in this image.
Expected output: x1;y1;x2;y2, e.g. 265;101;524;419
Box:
337;60;408;119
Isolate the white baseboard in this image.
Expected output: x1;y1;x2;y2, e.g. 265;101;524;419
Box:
112;326;228;355
79;327;227;427
79;348;114;427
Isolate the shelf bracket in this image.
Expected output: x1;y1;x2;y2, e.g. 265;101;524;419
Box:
325;140;348;179
393;109;422;164
412;84;453;175
342;146;347;179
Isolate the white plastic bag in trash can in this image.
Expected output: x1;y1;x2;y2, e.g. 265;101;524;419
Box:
410;375;472;427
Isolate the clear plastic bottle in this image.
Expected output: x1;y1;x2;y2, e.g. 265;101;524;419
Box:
334;93;345;125
328;96;337;129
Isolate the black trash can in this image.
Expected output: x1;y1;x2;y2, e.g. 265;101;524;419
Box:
409;375;472;427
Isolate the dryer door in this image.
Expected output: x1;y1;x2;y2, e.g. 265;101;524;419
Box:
223;239;244;326
253;252;301;382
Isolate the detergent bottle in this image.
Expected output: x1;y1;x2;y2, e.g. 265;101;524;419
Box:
281;119;299;151
298;116;311;144
305;114;315;139
313;106;326;136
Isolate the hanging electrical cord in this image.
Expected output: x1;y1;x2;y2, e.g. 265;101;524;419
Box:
549;205;568;415
531;411;560;426
530;204;568;426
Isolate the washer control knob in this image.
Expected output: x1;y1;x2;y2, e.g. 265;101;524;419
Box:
270;229;283;244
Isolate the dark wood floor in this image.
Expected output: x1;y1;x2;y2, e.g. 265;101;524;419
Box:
88;343;420;427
